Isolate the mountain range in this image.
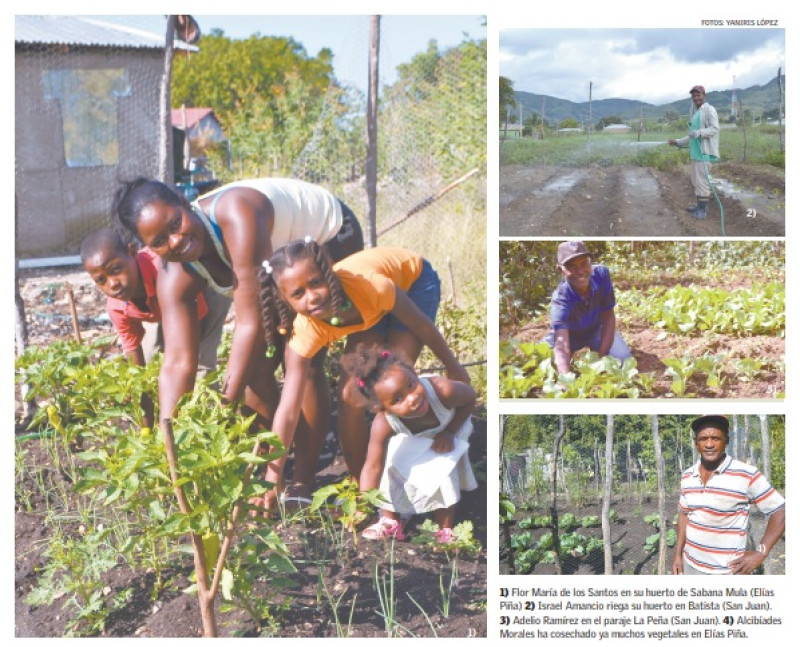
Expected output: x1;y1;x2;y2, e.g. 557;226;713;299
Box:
511;74;785;126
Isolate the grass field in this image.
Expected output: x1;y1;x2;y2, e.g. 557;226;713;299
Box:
500;125;785;169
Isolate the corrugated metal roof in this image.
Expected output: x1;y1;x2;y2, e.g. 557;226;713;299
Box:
15;15;196;51
171;107;215;129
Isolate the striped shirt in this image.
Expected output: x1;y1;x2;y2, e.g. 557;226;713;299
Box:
678;455;785;574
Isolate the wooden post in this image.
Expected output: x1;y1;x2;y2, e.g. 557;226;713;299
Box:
651;415;667;575
365;16;380;248
601;415;614;574
551;415;567;574
587;81;593;154
158;16;177;184
759;414;771;483
626;439;632;500
15;195;36;426
65;282;82;344
446;258;457;305
777;67;783;153
500;415;516;574
638;103;643;142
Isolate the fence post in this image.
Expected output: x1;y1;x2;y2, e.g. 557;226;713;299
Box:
365;15;380;248
602;415;614;574
551;415;567;574
651;415;667;575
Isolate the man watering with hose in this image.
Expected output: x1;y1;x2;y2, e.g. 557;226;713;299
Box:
668;85;719;220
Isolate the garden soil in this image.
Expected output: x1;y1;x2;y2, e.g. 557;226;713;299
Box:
500;496;786;576
14;268;487;637
500;162;784;237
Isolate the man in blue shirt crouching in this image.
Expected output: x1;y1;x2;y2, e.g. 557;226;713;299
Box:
544;241;631;374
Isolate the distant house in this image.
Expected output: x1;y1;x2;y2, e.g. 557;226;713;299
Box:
603;123;631;133
500;123;524;139
557;127;583;134
15;15;194;260
171;106;229;177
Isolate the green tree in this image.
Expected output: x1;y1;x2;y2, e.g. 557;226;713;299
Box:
558;118;579;129
500;75;516;123
522;112;548;136
171;30;338;176
596;115;623;130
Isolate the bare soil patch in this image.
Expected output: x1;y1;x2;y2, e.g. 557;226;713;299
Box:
500;163;784;237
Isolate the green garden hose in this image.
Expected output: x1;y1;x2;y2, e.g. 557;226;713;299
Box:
702;157;726;236
15;429;55;443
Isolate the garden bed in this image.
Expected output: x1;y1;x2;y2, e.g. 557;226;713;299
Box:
14;267;487;637
500;495;785;576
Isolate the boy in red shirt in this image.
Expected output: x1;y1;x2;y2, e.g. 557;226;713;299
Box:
81;228;229;425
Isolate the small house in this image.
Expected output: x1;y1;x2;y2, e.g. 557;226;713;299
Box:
15;15;194;260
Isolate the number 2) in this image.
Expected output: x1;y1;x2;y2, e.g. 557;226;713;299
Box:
746;208;757;218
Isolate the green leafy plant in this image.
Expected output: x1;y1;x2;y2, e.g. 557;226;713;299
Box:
650;283;784;337
643;512;662;528
411;519;482;555
644;529;677;553
310;480;386;548
662;355;695;397
735;357;765;382
559;512;578;531
25;524;128;636
500;343;653;399
217;526;297;635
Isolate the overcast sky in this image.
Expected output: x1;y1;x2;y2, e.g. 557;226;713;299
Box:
500;28;785;105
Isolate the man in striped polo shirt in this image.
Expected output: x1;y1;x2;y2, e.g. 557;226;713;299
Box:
673;414;785;575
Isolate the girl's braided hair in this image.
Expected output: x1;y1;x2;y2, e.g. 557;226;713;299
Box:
259;237;348;353
340;345;416;408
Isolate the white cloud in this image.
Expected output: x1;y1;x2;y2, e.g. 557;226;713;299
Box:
500;28;784;104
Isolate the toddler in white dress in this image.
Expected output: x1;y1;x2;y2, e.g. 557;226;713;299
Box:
341;346;477;541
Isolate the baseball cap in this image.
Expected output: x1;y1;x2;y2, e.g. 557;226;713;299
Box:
557;241;591;266
691;414;729;435
689;85;706;95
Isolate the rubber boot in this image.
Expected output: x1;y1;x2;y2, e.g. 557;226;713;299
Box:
691;200;708;220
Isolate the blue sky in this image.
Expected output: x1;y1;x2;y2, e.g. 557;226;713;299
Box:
95;14;485;93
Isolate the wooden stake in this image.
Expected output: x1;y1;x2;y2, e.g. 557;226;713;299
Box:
446;257;457;306
65;282;82;344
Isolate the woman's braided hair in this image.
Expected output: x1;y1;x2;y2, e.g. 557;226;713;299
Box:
340;345;415;408
259;237;348;353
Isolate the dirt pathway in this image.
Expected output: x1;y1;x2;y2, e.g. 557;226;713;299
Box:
500;164;784;238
